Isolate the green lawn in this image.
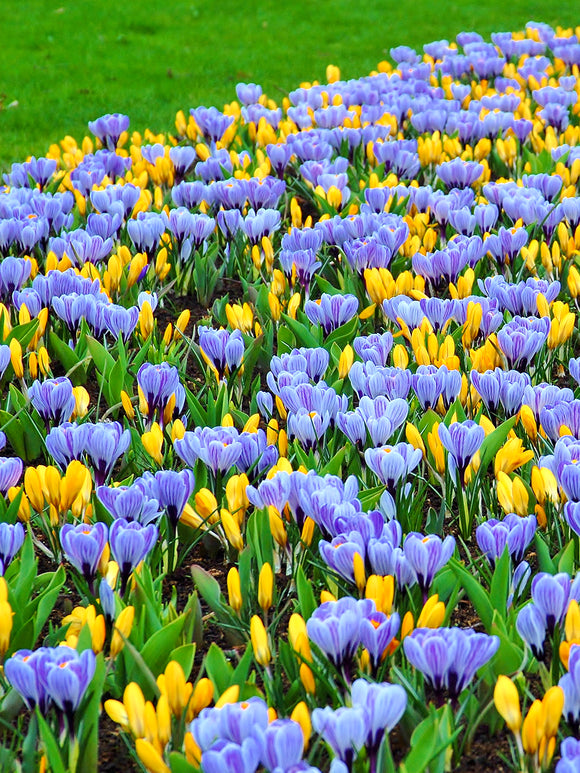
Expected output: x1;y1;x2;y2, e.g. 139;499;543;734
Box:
0;0;578;167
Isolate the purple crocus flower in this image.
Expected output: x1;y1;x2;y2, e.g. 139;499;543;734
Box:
353;333;393;366
88;113;130;150
201;738;262;773
476;514;537;567
96;483;162;526
364;443;422;496
190;106;234;143
0;522;25;574
153;469;195;529
45;646;96;726
83;421;131;486
531;572;580;634
484;226;528;269
350;679;407;758
436;158;483;188
191;696;269;751
311;705;367;769
109;518;158;593
45;422;90;468
304;293;359;335
60;522;108;590
437;420;485;482
137;362;182;426
359;611;401;670
403;627;499;699
516;602;548;659
29;377;76;426
199;328;244;381
403;533;456;596
306;597;374;669
174;426;243;476
560;645;580;732
557;737;580;772
496;316;550;370
261;719;305;772
0;257;32;299
0;457;23;493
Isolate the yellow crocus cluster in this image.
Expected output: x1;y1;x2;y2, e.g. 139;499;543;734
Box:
494;675;563;772
22;460;92;524
105;663;214;773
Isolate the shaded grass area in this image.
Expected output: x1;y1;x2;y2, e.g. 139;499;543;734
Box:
0;0;578;166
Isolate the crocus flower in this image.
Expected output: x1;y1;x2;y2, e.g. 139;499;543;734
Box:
304;293;359;335
403;627;499;699
403;533;456;596
109;519;158;593
29;377;76;426
0;522;25;575
306;597;374;670
364;443;422;495
560;644;580;733
437;420;485;482
476;514;537;566
96;483;162;525
174;426;243;476
84;421;131;486
312;705;367;769
88;113;130;150
60;522;108;589
199;328;244;380
153;469;196;529
261;719;306;772
0;457;23;493
350;679;407;757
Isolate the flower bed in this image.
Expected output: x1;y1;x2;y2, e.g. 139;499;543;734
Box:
0;19;580;773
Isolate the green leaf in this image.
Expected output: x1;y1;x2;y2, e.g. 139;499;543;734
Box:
277;325;296;354
246;509;274;570
535;533;555;574
557;540;576;575
280;313;320;349
36;711;67;773
191;565;224;614
169;752;198;773
86;335;115;375
169;644;196;680
296;565;316;620
320;446;346;476
358;485;385;511
477;416;517;478
324;315;359;350
49;331;86;385
204;642;234;694
137;614;189;677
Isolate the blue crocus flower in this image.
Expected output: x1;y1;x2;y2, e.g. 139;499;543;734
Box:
306;597;374;669
6;645;96;728
350;678;407;756
199;328;244;381
311;705;367;770
201;738;262;773
153;469;195;528
0;257;31;299
261;719;305;772
137;362;182;426
353;332;394;367
174;426;243;476
364;443;422;495
556;737;580;773
190;696;269;751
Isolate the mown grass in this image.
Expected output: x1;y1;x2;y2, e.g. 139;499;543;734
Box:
0;0;578;167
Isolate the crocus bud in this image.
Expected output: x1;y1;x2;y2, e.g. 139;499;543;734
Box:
250;615;271;666
227;567;242;613
258;562;274;612
494;676;522;734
